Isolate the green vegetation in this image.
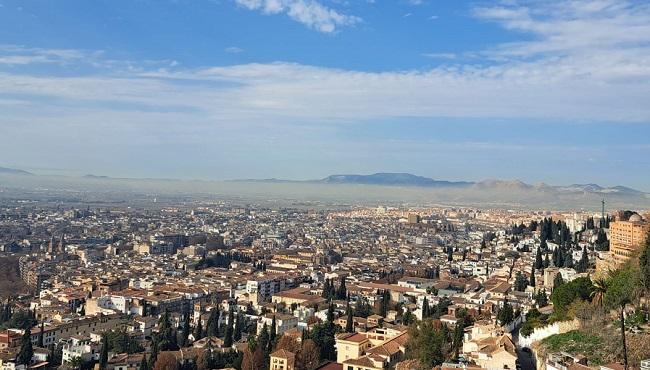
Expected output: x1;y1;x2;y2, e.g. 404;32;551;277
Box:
542;331;605;364
551;276;593;319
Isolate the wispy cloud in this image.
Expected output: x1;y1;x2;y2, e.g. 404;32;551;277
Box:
1;0;649;126
233;0;361;33
225;46;244;53
0;45;92;65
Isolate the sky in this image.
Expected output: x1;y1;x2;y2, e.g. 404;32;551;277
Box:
0;0;649;190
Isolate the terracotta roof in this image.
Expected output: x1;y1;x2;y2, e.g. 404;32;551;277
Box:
270;349;296;360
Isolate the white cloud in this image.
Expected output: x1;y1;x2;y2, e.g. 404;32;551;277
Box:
0;0;649;128
225;46;244;53
233;0;360;33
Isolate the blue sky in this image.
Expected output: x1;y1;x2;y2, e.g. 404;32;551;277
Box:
1;0;649;190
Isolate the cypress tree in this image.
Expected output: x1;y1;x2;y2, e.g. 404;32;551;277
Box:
535;247;543;269
99;333;109;370
345;300;353;333
17;327;33;365
194;318;203;340
269;315;276;345
224;310;234;348
38;321;44;348
529;264;536;287
139;354;148;370
234;311;243;342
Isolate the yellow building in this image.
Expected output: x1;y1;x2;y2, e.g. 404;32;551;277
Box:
610;214;649;262
270;349;295;370
336;332;372;364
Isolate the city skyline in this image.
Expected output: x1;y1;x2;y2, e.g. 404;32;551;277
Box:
1;0;650;189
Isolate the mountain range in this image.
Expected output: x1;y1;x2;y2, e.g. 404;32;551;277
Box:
249;172;646;196
0;166;32;175
0;167;647;207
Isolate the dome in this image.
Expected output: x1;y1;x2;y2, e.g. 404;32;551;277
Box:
629;213;643;222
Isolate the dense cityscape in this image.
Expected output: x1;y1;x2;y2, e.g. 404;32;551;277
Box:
2;0;649;370
1;194;649;370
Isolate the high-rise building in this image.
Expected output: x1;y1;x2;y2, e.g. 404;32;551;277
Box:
407;213;421;224
610;213;649;263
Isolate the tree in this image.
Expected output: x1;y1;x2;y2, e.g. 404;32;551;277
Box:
529;264;536;287
269;315;277;346
534;248;544;270
153;352;179;370
336;276;347;300
575;246;589;273
179;312;190;348
535;289;548;307
639;230;650;291
406;319;447;368
223;310;234;348
297;339;320;370
99;333;109;370
497;299;514;326
140;355;149;370
37;321;44;347
241;348;254;370
515;271;528;292
553;273;564;290
206;308;219;338
275;336;301;354
590;278;608;308
604;265;642;370
258;323;271;368
17;326;33;365
421;297;430;319
345;302;354;333
156;310;178;351
252;347;266;370
234;310;244;342
544;252;551;268
193;318;203;340
551;276;593;317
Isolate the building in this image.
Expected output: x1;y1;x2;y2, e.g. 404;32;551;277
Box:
270;349;295;370
610;214;649;263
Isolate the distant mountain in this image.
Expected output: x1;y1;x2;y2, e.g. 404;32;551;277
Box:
472;179;532;190
319;173;473;187
0;166;32;175
556;184;644;196
312;173;646;195
83;174;110;179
